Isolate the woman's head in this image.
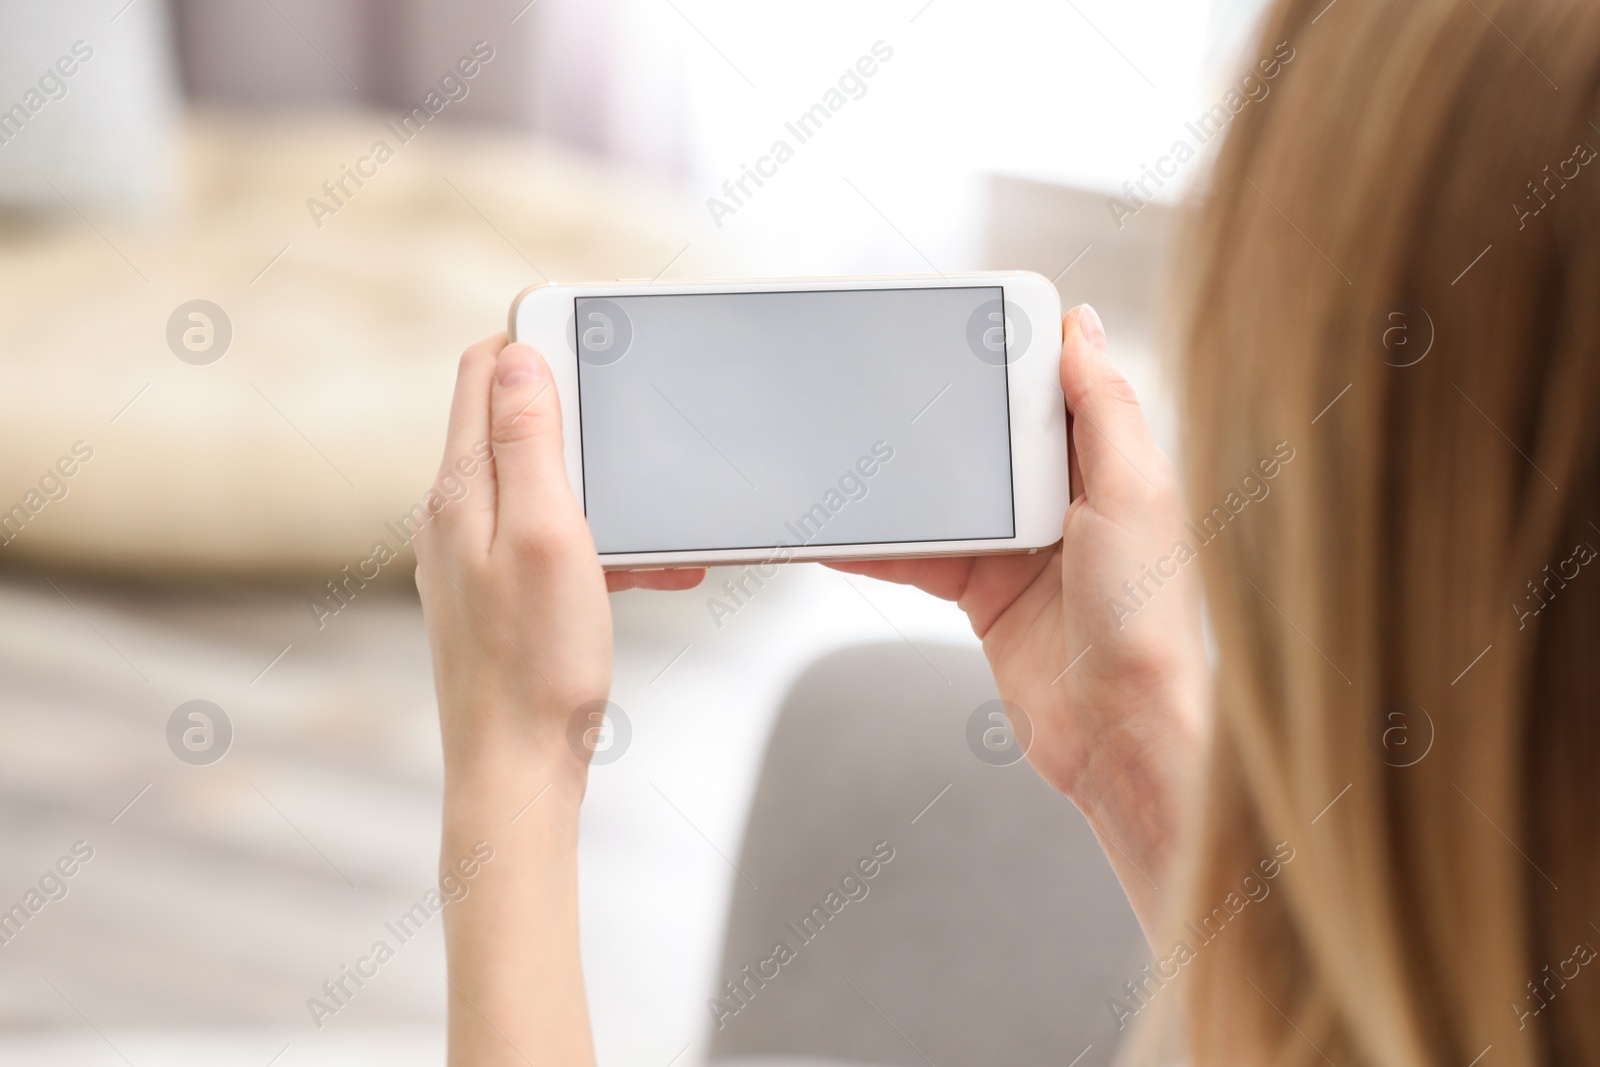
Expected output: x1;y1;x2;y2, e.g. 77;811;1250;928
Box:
1171;0;1600;1063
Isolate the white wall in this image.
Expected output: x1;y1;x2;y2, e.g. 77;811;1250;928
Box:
550;0;1271;274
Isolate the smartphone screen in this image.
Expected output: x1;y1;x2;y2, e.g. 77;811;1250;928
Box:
573;285;1016;555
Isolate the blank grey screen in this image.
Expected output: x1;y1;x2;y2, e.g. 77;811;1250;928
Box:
575;286;1015;555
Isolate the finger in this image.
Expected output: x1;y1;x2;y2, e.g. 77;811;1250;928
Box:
441;333;506;476
489;342;582;546
1059;305;1169;508
421;334;506;550
606;568;708;592
823;557;973;602
1067;411;1083;503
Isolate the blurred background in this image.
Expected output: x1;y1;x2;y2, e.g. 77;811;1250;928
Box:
0;1;1267;1063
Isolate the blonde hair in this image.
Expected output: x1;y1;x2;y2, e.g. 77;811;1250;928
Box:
1154;0;1600;1063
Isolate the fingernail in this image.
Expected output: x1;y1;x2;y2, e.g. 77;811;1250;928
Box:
497;344;546;388
1076;305;1106;351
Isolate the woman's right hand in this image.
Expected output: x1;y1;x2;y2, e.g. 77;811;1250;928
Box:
829;304;1209;937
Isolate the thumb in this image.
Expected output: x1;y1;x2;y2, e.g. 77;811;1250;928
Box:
490;343;579;541
1059;304;1167;509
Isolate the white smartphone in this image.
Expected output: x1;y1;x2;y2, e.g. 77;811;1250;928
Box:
508;272;1069;570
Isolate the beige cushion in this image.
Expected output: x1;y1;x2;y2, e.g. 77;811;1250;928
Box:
0;111;730;575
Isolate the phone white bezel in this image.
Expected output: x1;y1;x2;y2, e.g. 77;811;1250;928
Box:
509;271;1068;570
